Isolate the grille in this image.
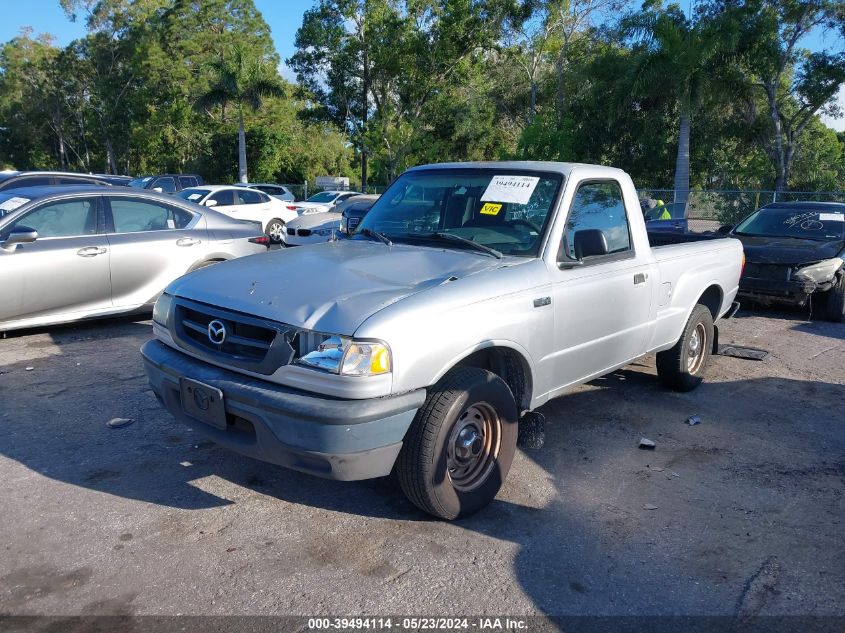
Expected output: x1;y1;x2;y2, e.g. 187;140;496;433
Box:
172;299;295;374
743;263;790;281
287;227;296;236
297;228;312;237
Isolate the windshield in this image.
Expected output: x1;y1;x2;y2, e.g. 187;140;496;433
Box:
355;168;563;257
734;207;845;241
305;192;339;203
129;177;153;188
176;189;211;203
0;193;31;218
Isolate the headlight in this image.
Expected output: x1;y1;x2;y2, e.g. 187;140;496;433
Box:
299;335;391;376
152;292;172;325
794;258;843;283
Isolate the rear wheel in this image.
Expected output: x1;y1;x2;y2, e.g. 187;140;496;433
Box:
824;275;845;323
397;367;518;520
656;304;714;392
266;219;285;244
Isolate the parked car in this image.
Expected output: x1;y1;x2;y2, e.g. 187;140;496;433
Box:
142;161;743;520
176;185;297;244
338;194;380;234
129;174;204;194
234;183;295;202
0;186;268;333
283;212;341;246
729;201;844;321
94;174;134;186
292;190;363;215
0;171;116;191
643;201;688;232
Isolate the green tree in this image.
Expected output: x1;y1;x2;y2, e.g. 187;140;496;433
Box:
196;44;284;183
625;4;739;205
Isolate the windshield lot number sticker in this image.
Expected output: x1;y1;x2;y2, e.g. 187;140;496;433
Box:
480;202;502;216
819;213;843;222
481;175;540;205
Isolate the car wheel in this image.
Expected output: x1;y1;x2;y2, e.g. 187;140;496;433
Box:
396;367;518;520
266;219;285;244
824;274;845;323
656;304;714;392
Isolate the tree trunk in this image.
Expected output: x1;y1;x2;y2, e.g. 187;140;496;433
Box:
105;138;118;175
764;83;788;191
361;42;369;191
238;109;248;183
673;113;691;206
529;80;537;123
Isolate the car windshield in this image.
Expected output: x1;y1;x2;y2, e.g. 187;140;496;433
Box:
176;189;211;203
355;168;563;257
306;192;338;203
129;177;152;188
734;207;845;241
0;193;31;218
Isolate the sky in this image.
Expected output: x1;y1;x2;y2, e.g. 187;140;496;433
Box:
0;0;843;130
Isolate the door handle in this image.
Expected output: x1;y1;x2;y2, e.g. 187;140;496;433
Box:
176;237;201;247
634;272;647;285
77;246;107;257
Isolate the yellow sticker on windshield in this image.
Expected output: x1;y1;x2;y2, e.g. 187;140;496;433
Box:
480;203;502;216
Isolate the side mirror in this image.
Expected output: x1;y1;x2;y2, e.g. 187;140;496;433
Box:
574;229;609;259
152;187;164;193
204;199;218;207
1;226;38;249
717;224;732;235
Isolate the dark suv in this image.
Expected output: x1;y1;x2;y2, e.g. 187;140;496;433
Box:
0;171;118;192
129;174;204;194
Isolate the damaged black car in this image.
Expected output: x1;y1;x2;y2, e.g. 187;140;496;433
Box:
730;202;845;321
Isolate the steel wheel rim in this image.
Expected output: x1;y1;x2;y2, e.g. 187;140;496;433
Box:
446;402;501;492
687;322;707;374
268;222;284;241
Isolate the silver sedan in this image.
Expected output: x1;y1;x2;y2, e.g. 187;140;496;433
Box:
0;185;268;333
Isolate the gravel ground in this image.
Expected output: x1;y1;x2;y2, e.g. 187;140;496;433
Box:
0;307;843;620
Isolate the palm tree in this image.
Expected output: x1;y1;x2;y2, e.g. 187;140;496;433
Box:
197;45;284;183
629;10;738;205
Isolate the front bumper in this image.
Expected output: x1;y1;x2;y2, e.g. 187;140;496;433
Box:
141;339;425;480
738;276;823;306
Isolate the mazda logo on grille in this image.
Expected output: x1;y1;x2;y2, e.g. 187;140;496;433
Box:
207;319;227;345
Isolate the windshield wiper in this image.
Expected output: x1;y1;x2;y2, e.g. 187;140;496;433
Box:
360;228;393;246
413;231;503;259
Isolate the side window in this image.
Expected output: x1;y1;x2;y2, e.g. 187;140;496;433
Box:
178;176;197;188
207;190;236;206
110;198;193;233
153;177;176;193
11;176;53;188
236;189;262;205
564;181;631;257
11;198;99;238
256;186;277;195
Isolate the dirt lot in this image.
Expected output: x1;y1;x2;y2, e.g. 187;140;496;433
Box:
0;307;843;621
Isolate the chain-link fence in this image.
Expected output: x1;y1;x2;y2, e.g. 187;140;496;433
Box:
636;189;845;233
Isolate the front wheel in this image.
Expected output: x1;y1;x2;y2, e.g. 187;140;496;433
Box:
656;304;714;392
397;367;518;520
824;275;845;323
266;218;285;244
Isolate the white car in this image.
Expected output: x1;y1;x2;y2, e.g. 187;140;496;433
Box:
177;185;297;243
282;212;342;246
234;183;296;203
293;190;363;215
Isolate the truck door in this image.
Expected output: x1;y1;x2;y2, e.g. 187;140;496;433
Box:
549;179;653;391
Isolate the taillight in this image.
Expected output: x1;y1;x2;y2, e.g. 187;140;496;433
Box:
286;205;297;211
249;236;270;247
741;253;746;276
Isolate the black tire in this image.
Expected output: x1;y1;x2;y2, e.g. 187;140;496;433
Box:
397;367;518;520
266;218;285;244
824;275;845;323
656;304;714;392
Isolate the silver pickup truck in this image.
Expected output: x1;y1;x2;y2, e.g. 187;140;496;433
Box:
142;161;743;519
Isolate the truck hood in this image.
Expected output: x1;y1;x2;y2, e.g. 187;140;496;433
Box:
734;234;845;265
167;240;505;335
